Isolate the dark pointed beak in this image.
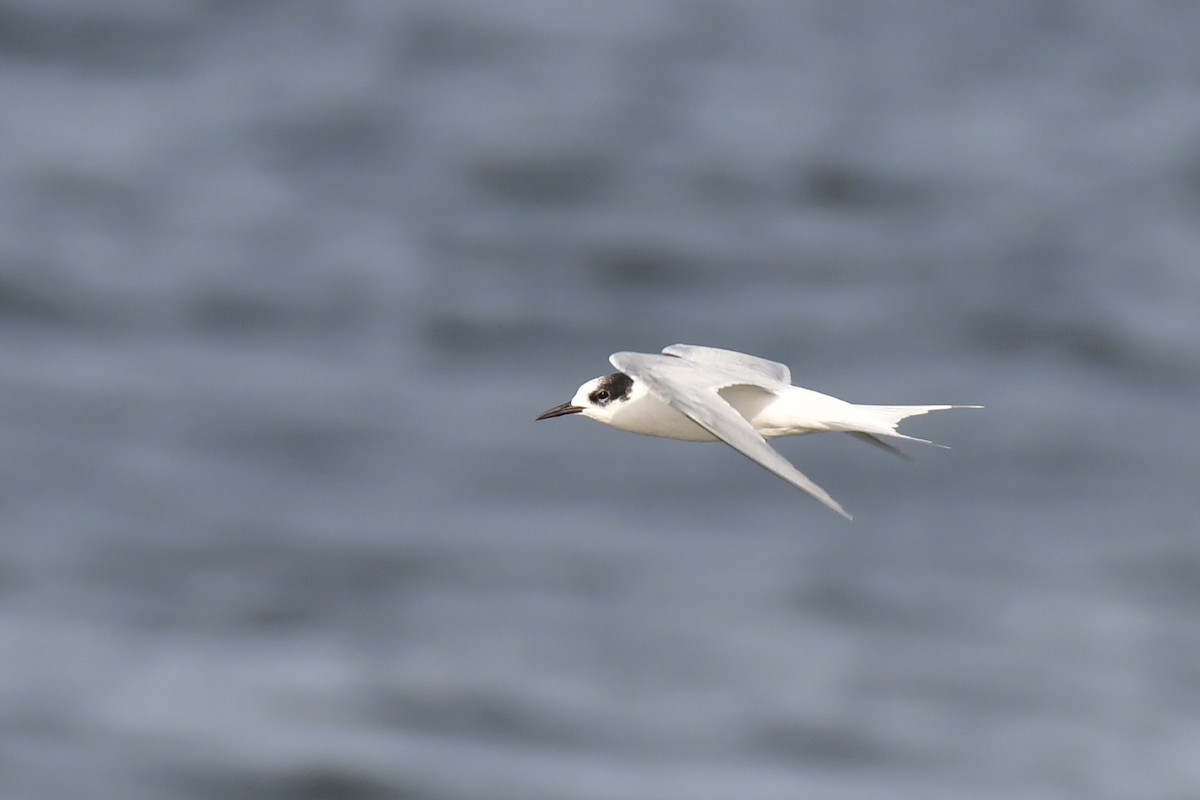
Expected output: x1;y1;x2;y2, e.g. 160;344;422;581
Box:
535;402;583;421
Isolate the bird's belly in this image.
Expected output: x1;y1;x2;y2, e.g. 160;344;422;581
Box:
734;387;849;437
609;397;718;441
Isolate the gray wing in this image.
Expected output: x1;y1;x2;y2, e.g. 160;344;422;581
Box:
662;344;792;385
610;352;851;520
848;432;914;461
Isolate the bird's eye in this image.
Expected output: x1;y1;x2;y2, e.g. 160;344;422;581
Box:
594;389;610;401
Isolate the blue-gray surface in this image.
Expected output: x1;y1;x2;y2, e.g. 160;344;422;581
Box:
2;2;1198;799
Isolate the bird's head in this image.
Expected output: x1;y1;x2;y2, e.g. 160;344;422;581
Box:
535;372;635;426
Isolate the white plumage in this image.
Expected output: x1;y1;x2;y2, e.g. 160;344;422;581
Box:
536;344;981;520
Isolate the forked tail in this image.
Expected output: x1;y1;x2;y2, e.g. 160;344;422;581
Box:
839;403;982;448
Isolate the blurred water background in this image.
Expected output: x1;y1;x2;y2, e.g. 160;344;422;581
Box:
1;1;1199;798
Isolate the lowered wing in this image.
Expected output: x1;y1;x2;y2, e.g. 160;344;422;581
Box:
610;351;851;520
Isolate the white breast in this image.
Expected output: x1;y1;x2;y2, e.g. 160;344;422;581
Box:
606;392;718;441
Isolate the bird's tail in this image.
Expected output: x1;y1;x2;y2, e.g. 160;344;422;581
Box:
836;404;982;448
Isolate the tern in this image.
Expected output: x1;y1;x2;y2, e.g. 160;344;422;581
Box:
535;344;980;519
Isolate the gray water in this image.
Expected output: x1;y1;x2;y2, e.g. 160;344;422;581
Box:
2;2;1199;799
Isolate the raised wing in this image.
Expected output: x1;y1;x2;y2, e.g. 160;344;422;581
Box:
662;344;791;386
610;351;851;520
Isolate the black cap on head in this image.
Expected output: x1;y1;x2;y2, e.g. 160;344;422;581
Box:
587;372;633;406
